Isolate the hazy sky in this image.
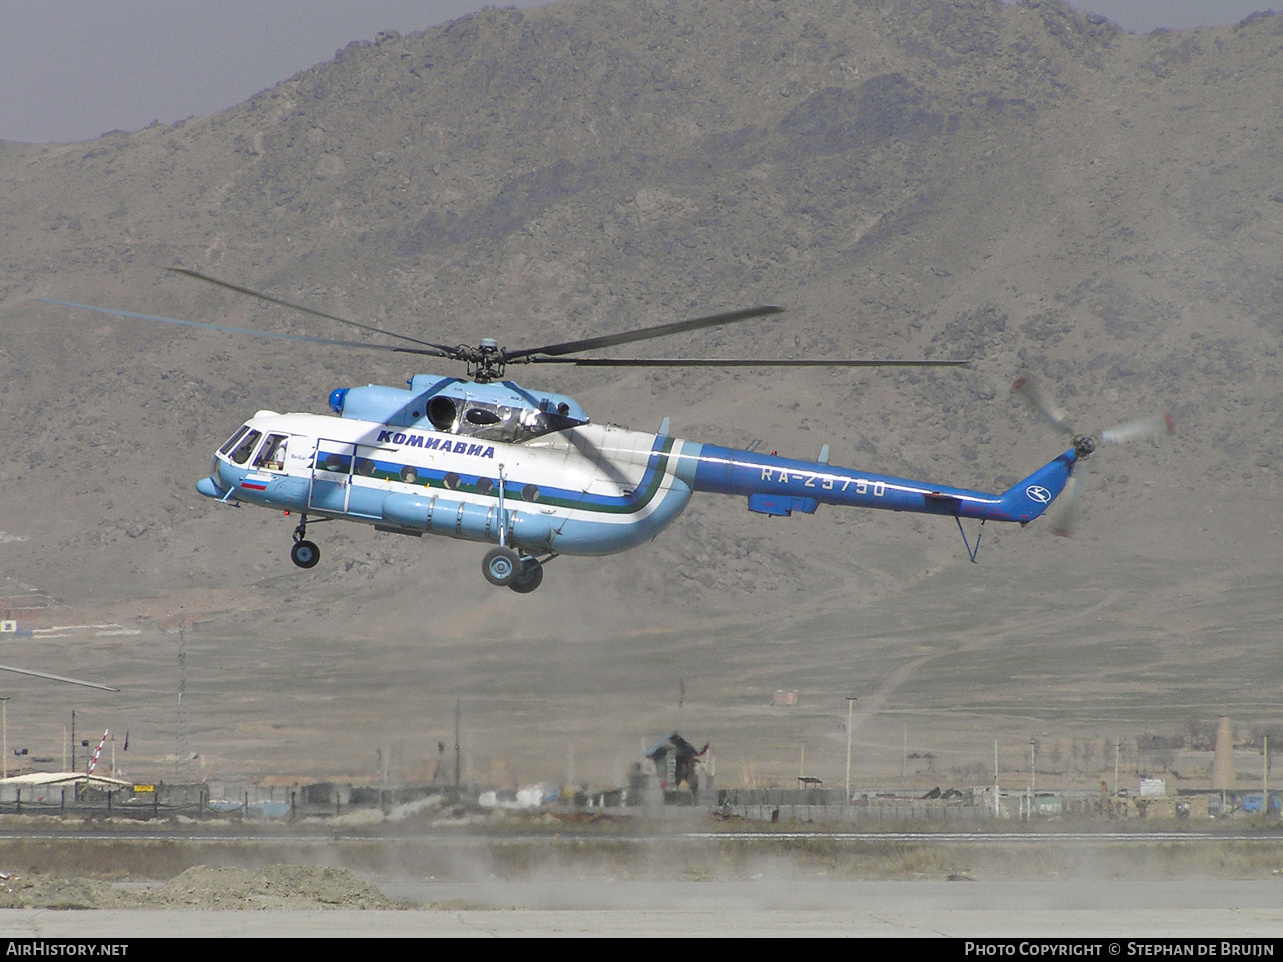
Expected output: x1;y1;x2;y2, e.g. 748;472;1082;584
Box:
0;1;1274;144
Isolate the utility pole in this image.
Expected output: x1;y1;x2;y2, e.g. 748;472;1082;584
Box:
1028;738;1037;819
844;696;857;802
0;697;8;780
994;740;1000;818
176;629;193;783
454;699;461;795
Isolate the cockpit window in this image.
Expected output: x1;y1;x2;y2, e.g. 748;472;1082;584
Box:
228;429;262;465
219;426;251;456
252;434;289;471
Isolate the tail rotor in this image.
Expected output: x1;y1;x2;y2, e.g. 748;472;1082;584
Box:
1011;375;1073;437
1049;474;1081;538
1011;376;1173;537
1100;412;1176;446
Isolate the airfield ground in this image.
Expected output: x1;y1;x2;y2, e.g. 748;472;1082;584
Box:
0;814;1281;937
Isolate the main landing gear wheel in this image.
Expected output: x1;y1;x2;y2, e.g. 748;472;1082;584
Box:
291;540;320;569
482;546;522;586
509;561;544;594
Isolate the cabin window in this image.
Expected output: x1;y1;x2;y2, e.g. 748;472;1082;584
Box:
322;452;349;473
228;430;262;466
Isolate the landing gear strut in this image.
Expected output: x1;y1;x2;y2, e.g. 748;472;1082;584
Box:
290;514;320;569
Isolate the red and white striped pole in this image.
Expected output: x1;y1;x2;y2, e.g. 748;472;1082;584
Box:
87;729;109;775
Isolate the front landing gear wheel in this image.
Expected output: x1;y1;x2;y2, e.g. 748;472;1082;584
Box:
509;561;543;594
482;546;522;586
291;540;320;569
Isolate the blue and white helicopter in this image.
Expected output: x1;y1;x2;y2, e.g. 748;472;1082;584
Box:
40;270;1170;592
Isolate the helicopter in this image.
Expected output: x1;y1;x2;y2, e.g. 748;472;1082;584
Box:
38;269;1171;592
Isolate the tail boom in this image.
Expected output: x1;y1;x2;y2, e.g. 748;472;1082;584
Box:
682;443;1078;524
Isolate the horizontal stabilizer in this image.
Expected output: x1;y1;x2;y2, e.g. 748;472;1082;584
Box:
748;493;819;517
924;491;963;512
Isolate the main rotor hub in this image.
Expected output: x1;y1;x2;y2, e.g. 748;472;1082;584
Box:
464;338;507;382
1072;434;1096;459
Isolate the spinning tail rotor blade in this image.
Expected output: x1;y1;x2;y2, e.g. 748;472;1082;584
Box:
1011;374;1172;539
1049;475;1081;539
1011;375;1074;435
1100;412;1175;445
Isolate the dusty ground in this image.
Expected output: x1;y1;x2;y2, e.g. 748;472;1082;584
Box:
0;800;1279;938
0;865;396;911
0;805;1282;914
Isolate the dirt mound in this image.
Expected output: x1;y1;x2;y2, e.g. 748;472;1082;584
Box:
0;865;400;911
137;864;400;910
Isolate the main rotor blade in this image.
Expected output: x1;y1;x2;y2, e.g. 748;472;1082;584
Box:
167;267;456;354
0;663;119;692
530;356;969;368
503;305;785;361
35;299;454;358
1099;412;1175;445
1011;375;1074;436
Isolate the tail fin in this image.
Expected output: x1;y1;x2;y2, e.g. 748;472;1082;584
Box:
994;450;1077;523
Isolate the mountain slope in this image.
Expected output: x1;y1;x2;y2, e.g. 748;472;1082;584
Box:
0;0;1279;780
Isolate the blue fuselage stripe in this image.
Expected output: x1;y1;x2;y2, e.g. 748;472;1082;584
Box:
315;433;674;513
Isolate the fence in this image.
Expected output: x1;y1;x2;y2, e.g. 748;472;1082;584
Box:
715;787;993;823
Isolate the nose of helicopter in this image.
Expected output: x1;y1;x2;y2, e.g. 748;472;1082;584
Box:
196;475;226;499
